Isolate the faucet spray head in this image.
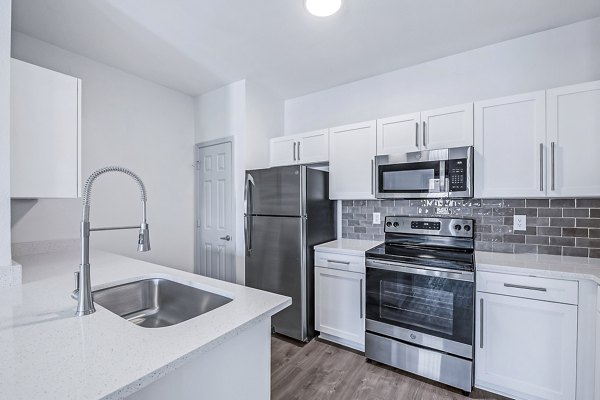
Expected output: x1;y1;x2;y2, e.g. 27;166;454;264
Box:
138;223;150;252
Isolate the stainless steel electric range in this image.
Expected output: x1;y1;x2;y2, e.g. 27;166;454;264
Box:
364;216;475;393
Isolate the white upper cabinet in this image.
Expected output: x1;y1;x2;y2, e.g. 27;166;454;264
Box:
269;129;328;167
420;103;474;150
297;129;329;164
269;136;297;167
10;59;81;198
474;91;546;198
376;104;473;156
376;112;420;155
546;80;600;197
329;120;376;200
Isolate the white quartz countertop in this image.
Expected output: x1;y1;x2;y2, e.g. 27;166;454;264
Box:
314;239;382;256
0;250;291;400
476;251;600;284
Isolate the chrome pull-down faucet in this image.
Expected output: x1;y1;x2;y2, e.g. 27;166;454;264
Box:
75;166;150;317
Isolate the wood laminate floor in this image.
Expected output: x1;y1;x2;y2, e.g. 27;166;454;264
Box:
272;335;509;400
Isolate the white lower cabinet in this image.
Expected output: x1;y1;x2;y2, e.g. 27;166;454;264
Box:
314;257;365;351
475;272;578;400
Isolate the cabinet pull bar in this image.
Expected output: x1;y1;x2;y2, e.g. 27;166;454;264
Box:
422;121;427;147
479;298;484;349
551;141;556;191
297;142;301;161
415;122;419;148
293;142;296;161
326;259;350;265
539;143;544;191
359;279;363;319
503;283;547;292
371;159;375;195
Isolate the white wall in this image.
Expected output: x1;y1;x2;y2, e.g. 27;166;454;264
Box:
284;17;600;134
245;80;284;170
10;32;196;272
194;81;247;283
0;0;11;267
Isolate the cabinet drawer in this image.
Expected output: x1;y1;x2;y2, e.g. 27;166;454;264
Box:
315;251;365;273
477;271;578;305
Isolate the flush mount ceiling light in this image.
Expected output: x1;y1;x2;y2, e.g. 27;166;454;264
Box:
304;0;342;17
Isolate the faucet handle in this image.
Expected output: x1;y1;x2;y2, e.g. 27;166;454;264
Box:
74;271;80;292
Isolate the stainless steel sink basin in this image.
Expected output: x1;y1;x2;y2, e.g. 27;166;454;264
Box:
92;278;233;328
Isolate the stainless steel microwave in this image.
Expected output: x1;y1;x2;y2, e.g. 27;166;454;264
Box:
375;146;473;199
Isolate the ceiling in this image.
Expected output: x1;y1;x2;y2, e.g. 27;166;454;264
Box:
11;0;600;99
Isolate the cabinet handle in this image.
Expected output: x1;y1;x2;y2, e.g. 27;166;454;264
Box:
503;283;547;292
479;298;484;349
371;159;375;195
359;278;363;319
539;143;544;191
297;141;301;161
422;121;427;148
415;122;419;148
326;259;350;265
293;142;296;161
551;141;556;191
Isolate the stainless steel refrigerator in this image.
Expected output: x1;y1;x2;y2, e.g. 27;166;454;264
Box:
244;165;336;342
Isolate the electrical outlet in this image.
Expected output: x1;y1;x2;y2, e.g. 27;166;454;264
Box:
514;215;527;231
373;212;381;225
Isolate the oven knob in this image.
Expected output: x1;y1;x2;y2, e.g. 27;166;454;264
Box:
410;333;417;340
393;222;399;228
454;224;461;231
464;225;471;232
386;221;392;227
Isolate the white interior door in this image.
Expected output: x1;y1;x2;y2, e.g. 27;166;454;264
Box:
196;140;235;282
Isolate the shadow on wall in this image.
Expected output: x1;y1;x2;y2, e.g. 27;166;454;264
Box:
10;199;37;227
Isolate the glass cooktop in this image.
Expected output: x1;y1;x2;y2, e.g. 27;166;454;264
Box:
365;242;475;272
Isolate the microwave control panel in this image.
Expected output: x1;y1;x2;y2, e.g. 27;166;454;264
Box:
448;159;468;192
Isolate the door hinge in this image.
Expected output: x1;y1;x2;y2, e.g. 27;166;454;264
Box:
193;161;201;170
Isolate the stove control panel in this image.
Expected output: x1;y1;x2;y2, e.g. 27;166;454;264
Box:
384;216;474;238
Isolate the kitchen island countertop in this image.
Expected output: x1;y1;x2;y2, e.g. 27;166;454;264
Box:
0;249;290;400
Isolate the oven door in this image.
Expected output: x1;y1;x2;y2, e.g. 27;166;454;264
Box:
376;159;448;198
365;259;474;358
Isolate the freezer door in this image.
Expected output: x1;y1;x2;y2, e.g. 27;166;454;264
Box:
245;215;306;341
246;166;303;216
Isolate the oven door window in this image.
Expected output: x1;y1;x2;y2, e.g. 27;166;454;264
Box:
366;267;473;345
378;161;444;194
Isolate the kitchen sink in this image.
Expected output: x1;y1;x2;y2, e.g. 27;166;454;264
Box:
92;278;233;328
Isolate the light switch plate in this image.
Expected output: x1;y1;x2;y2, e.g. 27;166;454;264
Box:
373;212;381;225
514;215;527;231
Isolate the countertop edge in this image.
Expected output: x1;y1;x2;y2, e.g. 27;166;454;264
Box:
103;298;291;400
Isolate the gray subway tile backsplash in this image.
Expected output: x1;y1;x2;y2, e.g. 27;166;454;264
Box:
341;198;600;258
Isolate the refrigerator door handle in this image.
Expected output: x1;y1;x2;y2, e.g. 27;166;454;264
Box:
244;174;255;254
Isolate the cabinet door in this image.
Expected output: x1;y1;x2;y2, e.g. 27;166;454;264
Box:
474;92;546;198
315;267;365;347
420;103;473;150
475;292;577;400
298;129;328;164
10;59;81;198
329;120;376;199
376;112;421;155
269;136;297;167
547;80;600;197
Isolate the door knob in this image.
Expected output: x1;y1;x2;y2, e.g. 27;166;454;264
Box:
220;235;231;241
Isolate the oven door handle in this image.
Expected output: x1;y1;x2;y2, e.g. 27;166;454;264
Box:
366;259;474;282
